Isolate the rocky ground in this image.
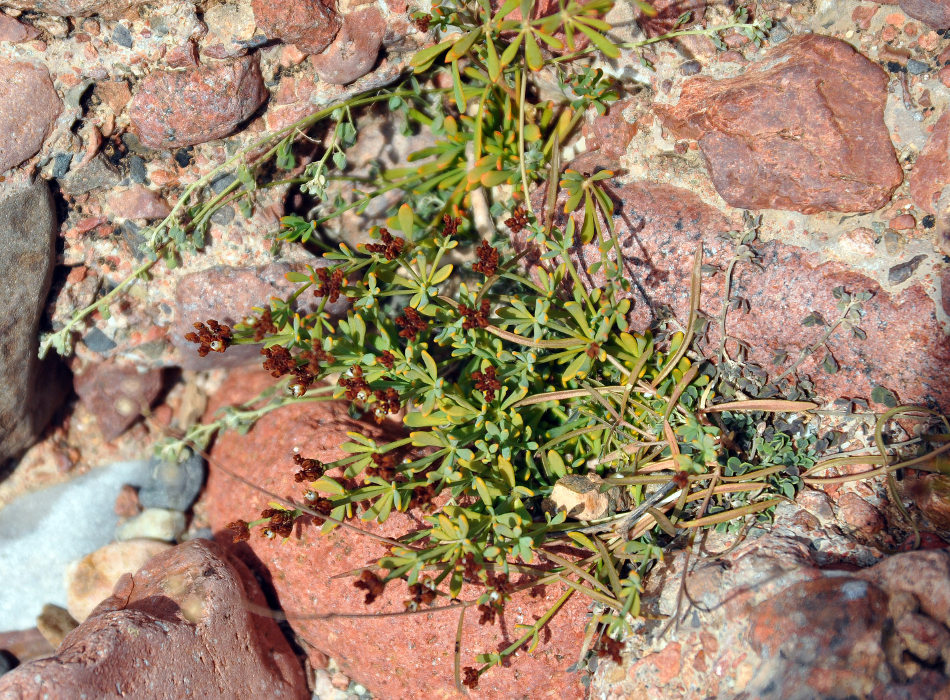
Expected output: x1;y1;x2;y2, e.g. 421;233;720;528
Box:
0;0;949;698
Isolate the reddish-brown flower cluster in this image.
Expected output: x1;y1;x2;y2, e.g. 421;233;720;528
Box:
461;552;483;581
459;299;491;330
339;366;371;402
261;345;296;377
372;388;401;422
184;319;232;357
314;266;344;303
472;364;501;402
250;307;278;341
293;454;325;482
442;215;462;237
366;451;400;481
300;344;335;373
365;228;405;260
596;636;624;665
409;483;437;511
472;240;500;277
396;306;427;340
672;470;690;490
477;571;514;625
504;206;529;233
412;13;431;32
226;519;251;543
377;350;396;368
354;570;386;605
586;341;601;359
462;667;480;690
259;508;296;539
305;492;335;515
405;580;437;609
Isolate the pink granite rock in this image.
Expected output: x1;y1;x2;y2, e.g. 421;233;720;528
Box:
0;539;309;699
310;5;385;85
0;0;146;18
523;179;950;411
900;0;950;28
199;368;589;700
73;360;164;440
251;0;340;55
0;60;61;173
105;186;172;220
0;14;38;42
655;34;903;213
129;56;267;150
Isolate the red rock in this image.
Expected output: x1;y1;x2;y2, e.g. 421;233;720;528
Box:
0;628;55;664
858;550;950;627
910;111;950;215
0;14;39;42
939;65;950;88
129;56;267;150
635;0;706;37
853;4;879;29
310;5;386;85
106;185;171;220
903;472;950;529
0;540;308;698
0;60;61;173
0;0;145;18
528;179;950;410
165;41;199;69
837;492;886;534
655;34;903;213
114;483;142;518
889;213;917;229
900;0;950;28
172;261;346;369
199;368;589;700
73;360;164;440
582;99;639;160
95;79;132;114
251;0;341;55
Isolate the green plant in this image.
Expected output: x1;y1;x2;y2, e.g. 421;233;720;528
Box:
52;0;950;692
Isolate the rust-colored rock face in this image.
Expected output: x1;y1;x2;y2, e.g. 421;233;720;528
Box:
900;0;950;28
656;34;903;213
0;61;61;173
531;180;950;410
0;0;145;18
594;534;950;698
310;5;386;85
129;56;267;150
0;540;309;699
198;368;589;700
251;0;341;55
911;111;950;215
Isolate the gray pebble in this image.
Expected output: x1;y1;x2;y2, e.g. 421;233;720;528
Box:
82;327;117;354
128;155;148;184
112;23;133;48
138;452;206;512
679;60;701;76
211;205;235;225
52;152;73;179
210;173;237;194
887;254;927;284
906;59;929;75
883;230;904;255
769;23;791;44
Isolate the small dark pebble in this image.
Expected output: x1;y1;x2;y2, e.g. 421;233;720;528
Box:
0;650;18;676
886;61;905;73
81;327;117;354
769;22;791;43
921;214;935;229
174;148;194;167
138;451;206;512
888;254;927;284
211;205;235;225
52;153;73;179
112;23;132;48
210;173;237;194
679;60;701;76
128;155;148;184
906;59;929;75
